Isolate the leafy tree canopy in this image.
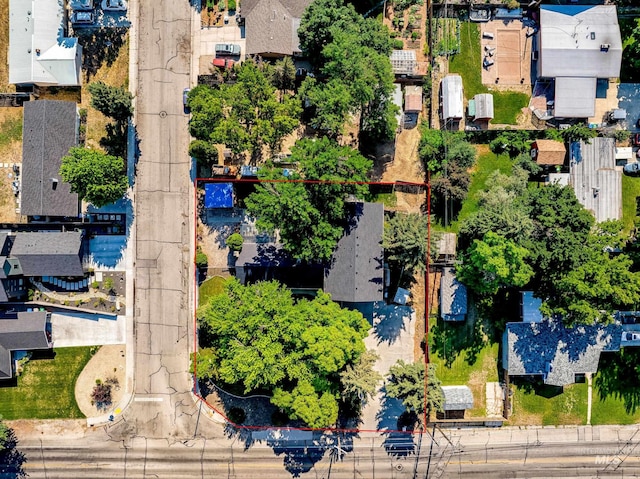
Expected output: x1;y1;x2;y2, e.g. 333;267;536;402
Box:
383;213;430;275
386;361;443;420
87;81;133;122
197;279;370;428
339;349;382;405
60;147;127;207
457;231;534;296
489;130;531;157
560;124;597;144
187;60;301;162
245;137;372;261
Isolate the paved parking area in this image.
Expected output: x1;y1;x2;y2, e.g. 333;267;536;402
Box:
51;312;125;347
199;25;245;74
617;83;640;131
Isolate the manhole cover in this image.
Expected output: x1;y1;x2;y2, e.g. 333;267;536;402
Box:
159;111;167;118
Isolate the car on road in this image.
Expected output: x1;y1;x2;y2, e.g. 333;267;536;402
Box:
623;331;640;341
183;88;190;113
215;44;241;56
624;162;640;177
72;10;95;24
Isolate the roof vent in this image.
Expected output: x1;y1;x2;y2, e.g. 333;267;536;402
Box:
601;43;610;52
590;32;595;40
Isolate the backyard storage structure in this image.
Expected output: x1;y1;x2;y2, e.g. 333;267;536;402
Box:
440;267;467;322
531;139;566;166
404;85;423;113
438;386;474;419
204;183;234;209
471;93;493;121
441;75;464;121
390;50;417;76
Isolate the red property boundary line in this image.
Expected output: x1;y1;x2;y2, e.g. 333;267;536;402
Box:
191;176;431;435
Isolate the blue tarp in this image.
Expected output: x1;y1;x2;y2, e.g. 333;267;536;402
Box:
204;183;234;208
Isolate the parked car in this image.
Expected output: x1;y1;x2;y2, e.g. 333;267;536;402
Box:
102;0;127;11
212;58;235;69
624;162;640;177
623;332;640;341
72;10;95;24
71;0;93;10
215;44;241;56
183;88;190;113
633;133;640;147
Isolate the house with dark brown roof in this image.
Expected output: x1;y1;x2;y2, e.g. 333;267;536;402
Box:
21;100;79;219
0;311;52;379
531;139;566;166
241;0;313;57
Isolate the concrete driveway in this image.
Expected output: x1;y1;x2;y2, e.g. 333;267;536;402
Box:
617;83;640;131
51;312;125;347
360;302;416;431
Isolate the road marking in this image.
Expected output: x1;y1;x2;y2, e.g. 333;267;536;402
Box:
134;397;164;402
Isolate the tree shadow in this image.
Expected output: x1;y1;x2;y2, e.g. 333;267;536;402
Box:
376;391;416;458
510;377;563;399
0;427;27;478
372;302;412;345
100;121;128;159
595;349;640;414
76;28;129;82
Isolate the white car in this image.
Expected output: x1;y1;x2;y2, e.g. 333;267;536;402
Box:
622;331;640;342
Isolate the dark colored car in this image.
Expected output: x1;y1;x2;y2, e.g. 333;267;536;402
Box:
633;133;640;147
624;162;640;177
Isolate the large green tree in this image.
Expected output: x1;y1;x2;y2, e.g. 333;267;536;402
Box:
197;279;370;428
339;349;382;405
0;418;27;478
60;147;128;207
244;137;372;261
187;60;301;162
386;361;443;420
457;231;534;296
87;81;133;122
383;213;430;275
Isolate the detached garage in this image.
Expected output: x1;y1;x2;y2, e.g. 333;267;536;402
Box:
441;74;464;121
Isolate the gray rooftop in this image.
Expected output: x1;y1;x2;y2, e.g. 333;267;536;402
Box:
11;231;84;277
324;202;384;304
441;385;474;411
21;100;79;217
0;311;51;379
440;267;467;321
503;319;621;387
473;94;494;121
554;77;596;118
243;0;313;56
539;5;622;79
569;137;621;223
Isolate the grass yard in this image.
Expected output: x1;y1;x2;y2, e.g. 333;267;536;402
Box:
199;276;226;306
508;381;588;426
449;22;529;125
0;110;22;151
621;175;640;234
0;347;94;419
591;386;640;425
450;146;511;231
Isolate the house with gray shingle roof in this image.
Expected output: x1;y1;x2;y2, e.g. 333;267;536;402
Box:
440;267;467;322
241;0;313;58
0;311;52;379
21;100;79;219
10;231;84;277
503;319;621;387
324;202;384;319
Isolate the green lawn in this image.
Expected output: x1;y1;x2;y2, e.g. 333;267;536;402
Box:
0;111;22;149
508;381;588;426
591;386;640;425
199;275;226;306
622;175;640;234
431;342;499;386
449;22;529;125
450;148;512;231
0;347;94;419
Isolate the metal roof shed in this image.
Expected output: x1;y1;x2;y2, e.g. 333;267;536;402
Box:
204;183;234;208
440;267;467;321
473;93;493;121
441;75;464;120
404;85;423;113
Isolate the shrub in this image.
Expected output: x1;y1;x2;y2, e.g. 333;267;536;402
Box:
91;382;112;410
91;281;99;289
103;277;115;293
227;407;246;424
226;233;244;251
196;248;208;268
227;0;236;10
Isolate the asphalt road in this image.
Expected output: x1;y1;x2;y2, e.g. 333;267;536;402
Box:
110;0;198;440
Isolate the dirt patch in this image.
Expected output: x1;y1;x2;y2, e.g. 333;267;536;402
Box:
74;345;126;418
7;419;88;440
0;144;21;223
0;0;14;93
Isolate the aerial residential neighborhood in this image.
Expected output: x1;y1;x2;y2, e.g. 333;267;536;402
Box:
2;0;640;477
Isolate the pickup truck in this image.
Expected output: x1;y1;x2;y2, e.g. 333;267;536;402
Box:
215;44;241;56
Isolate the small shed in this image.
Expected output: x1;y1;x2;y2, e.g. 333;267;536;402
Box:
404;85;423;113
204;183;234;208
440;267;467;322
390;50;417;76
438;386;474;419
436;232;456;264
472;93;494;121
441;75;464;121
531;140;567;166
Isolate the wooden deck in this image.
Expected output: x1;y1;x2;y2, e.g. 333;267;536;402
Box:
569;137;622;223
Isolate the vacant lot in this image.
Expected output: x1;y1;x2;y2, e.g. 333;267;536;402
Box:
0;347;94;419
0;0;14;93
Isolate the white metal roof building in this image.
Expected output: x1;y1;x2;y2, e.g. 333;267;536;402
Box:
9;0;83;86
472;93;493;121
441;74;463;121
539;5;622;118
390;50;417;76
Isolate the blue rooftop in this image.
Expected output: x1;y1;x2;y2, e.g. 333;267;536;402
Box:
204;183;234;209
